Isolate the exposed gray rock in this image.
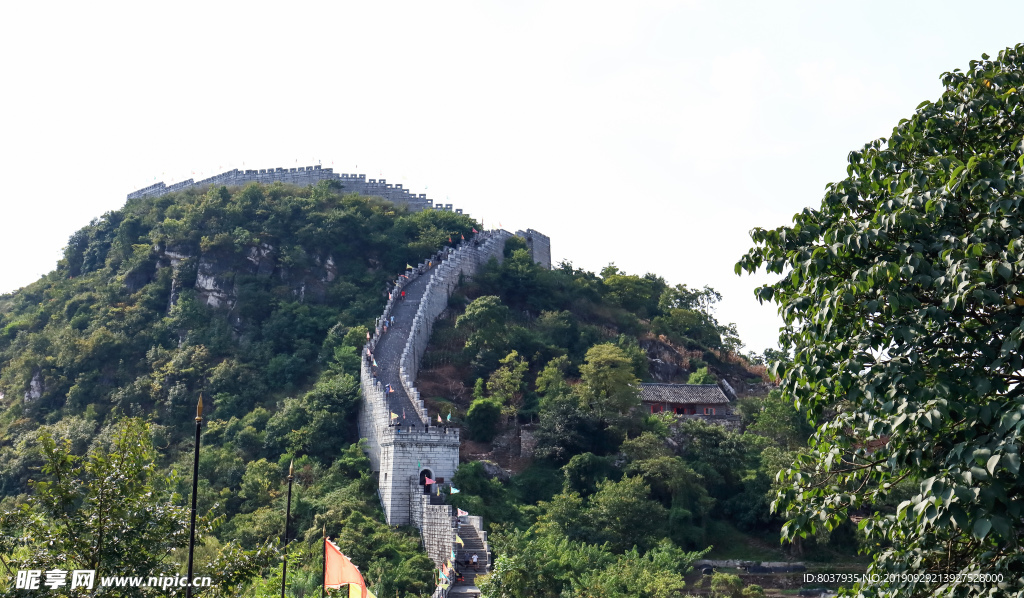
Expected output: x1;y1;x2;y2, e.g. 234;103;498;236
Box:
477;460;511;483
24;371;43;403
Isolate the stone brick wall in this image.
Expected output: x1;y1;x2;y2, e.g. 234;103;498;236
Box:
359;230;515;527
398;231;511;407
127;166;464;215
515;228;552;269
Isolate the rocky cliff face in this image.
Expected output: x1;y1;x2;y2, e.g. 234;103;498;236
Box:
155;242;339;315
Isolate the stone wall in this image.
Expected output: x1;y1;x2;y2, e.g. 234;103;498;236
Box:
359;230;514;527
398;231;511;411
515;228;552;269
127;166;464;215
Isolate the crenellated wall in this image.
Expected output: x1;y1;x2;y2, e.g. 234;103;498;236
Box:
127;166;465;215
398;232;511;415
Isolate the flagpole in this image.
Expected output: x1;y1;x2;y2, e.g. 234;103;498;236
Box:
282;460;294;598
185;395;204;598
321;526;327;598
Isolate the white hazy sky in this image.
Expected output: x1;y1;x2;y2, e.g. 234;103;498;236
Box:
1;1;1021;353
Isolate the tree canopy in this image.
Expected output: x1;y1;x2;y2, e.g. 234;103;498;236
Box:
738;44;1024;597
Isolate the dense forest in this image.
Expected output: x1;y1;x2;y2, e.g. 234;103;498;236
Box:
0;180;853;597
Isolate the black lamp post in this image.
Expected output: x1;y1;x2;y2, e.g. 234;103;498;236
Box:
281;460;294;598
185;395;203;598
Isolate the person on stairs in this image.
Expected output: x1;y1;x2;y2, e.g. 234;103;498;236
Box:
471;553;478;571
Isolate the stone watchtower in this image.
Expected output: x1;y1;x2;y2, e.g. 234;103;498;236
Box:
377;426;460;525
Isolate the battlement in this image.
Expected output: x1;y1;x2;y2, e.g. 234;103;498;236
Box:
126;166;460;214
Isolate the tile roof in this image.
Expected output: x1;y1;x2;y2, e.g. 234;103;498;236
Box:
639;383;730;405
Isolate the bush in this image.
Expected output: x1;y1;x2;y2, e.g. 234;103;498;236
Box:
687;367;717;384
710;572;743;598
465;398;502;442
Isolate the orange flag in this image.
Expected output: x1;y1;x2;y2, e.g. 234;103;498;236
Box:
324;538;369;597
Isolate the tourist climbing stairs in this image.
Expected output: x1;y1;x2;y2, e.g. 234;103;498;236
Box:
451;523;489;594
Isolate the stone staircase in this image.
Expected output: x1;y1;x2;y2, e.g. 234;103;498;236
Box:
450;523;489;595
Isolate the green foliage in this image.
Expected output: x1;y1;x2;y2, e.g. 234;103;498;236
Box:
0;418;272;593
487;350;528;409
465;398;502;442
710;572;744;598
577;343;640;420
563;452;617;496
744;389;811;449
0;181;473;593
737;44;1024;595
479;521;707;598
687;366;717;384
448;462;522;527
533;396;607;464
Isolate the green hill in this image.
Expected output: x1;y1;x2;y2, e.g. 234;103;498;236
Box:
0;179;819;597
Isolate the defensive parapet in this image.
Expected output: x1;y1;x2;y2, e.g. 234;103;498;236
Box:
398;232;511;414
127;166;464;215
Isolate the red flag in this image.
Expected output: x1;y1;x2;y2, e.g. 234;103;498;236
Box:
461;234;465;240
471;228;478;233
424;476;435;484
448;236;452;243
324;538;369;596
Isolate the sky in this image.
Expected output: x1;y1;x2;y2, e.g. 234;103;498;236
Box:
1;1;1022;354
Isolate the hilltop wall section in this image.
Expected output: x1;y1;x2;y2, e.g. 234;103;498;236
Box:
128;166;464;214
515;228;551;269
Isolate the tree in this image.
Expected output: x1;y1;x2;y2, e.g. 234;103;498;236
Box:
465;398;503;442
577;344;640;419
737;45;1024;597
1;418;270;594
710;572;744;598
687;367;717;385
487;350;528;409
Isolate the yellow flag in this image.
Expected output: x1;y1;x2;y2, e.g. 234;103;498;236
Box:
390;412;399;419
456;535;464;546
406;264;413;269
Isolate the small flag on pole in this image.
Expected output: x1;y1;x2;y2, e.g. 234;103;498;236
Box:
366;331;370;339
448;236;452;243
424;477;435;485
406;264;413;270
461;234;465;241
372;358;378;367
403;408;406;419
472;228;478;233
437;414;443;423
390;412;399;420
455;535;464;546
417;461;421;468
447;412;452;422
450;487;460;494
457;508;468;517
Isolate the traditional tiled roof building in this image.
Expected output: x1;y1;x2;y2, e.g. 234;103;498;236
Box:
639;383;740;430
